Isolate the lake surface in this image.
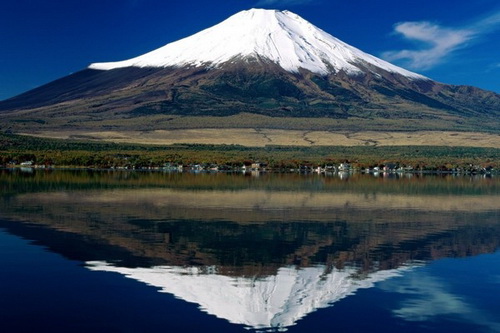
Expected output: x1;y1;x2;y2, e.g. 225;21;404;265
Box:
0;169;499;333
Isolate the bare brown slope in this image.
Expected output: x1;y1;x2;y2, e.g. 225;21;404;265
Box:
0;61;499;134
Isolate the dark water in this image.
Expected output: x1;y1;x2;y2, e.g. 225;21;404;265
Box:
0;169;499;333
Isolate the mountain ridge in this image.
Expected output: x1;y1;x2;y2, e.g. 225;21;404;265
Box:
0;8;498;139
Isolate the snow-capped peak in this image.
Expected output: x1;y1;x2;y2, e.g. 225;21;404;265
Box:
89;9;425;80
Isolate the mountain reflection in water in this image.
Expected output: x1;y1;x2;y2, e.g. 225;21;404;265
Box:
86;262;412;331
0;170;498;332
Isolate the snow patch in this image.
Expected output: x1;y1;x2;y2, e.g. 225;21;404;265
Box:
89;9;426;80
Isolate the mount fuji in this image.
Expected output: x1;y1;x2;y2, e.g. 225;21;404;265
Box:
0;9;498;136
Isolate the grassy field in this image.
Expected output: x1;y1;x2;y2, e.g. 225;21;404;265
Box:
23;128;500;148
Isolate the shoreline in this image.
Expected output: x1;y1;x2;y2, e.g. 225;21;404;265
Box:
2;165;497;176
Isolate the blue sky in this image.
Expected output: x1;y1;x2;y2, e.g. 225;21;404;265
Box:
1;0;499;100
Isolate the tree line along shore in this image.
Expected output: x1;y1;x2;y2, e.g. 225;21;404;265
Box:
0;132;498;173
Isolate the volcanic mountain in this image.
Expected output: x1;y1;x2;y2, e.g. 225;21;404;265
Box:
0;9;499;143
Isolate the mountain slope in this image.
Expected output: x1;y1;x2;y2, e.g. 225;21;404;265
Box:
0;9;498;136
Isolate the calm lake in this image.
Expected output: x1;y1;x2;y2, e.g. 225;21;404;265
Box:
0;169;499;333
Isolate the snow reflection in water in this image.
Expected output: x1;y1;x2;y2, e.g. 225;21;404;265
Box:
86;262;414;331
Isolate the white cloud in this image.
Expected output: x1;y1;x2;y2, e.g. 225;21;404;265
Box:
255;0;315;6
382;11;500;70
